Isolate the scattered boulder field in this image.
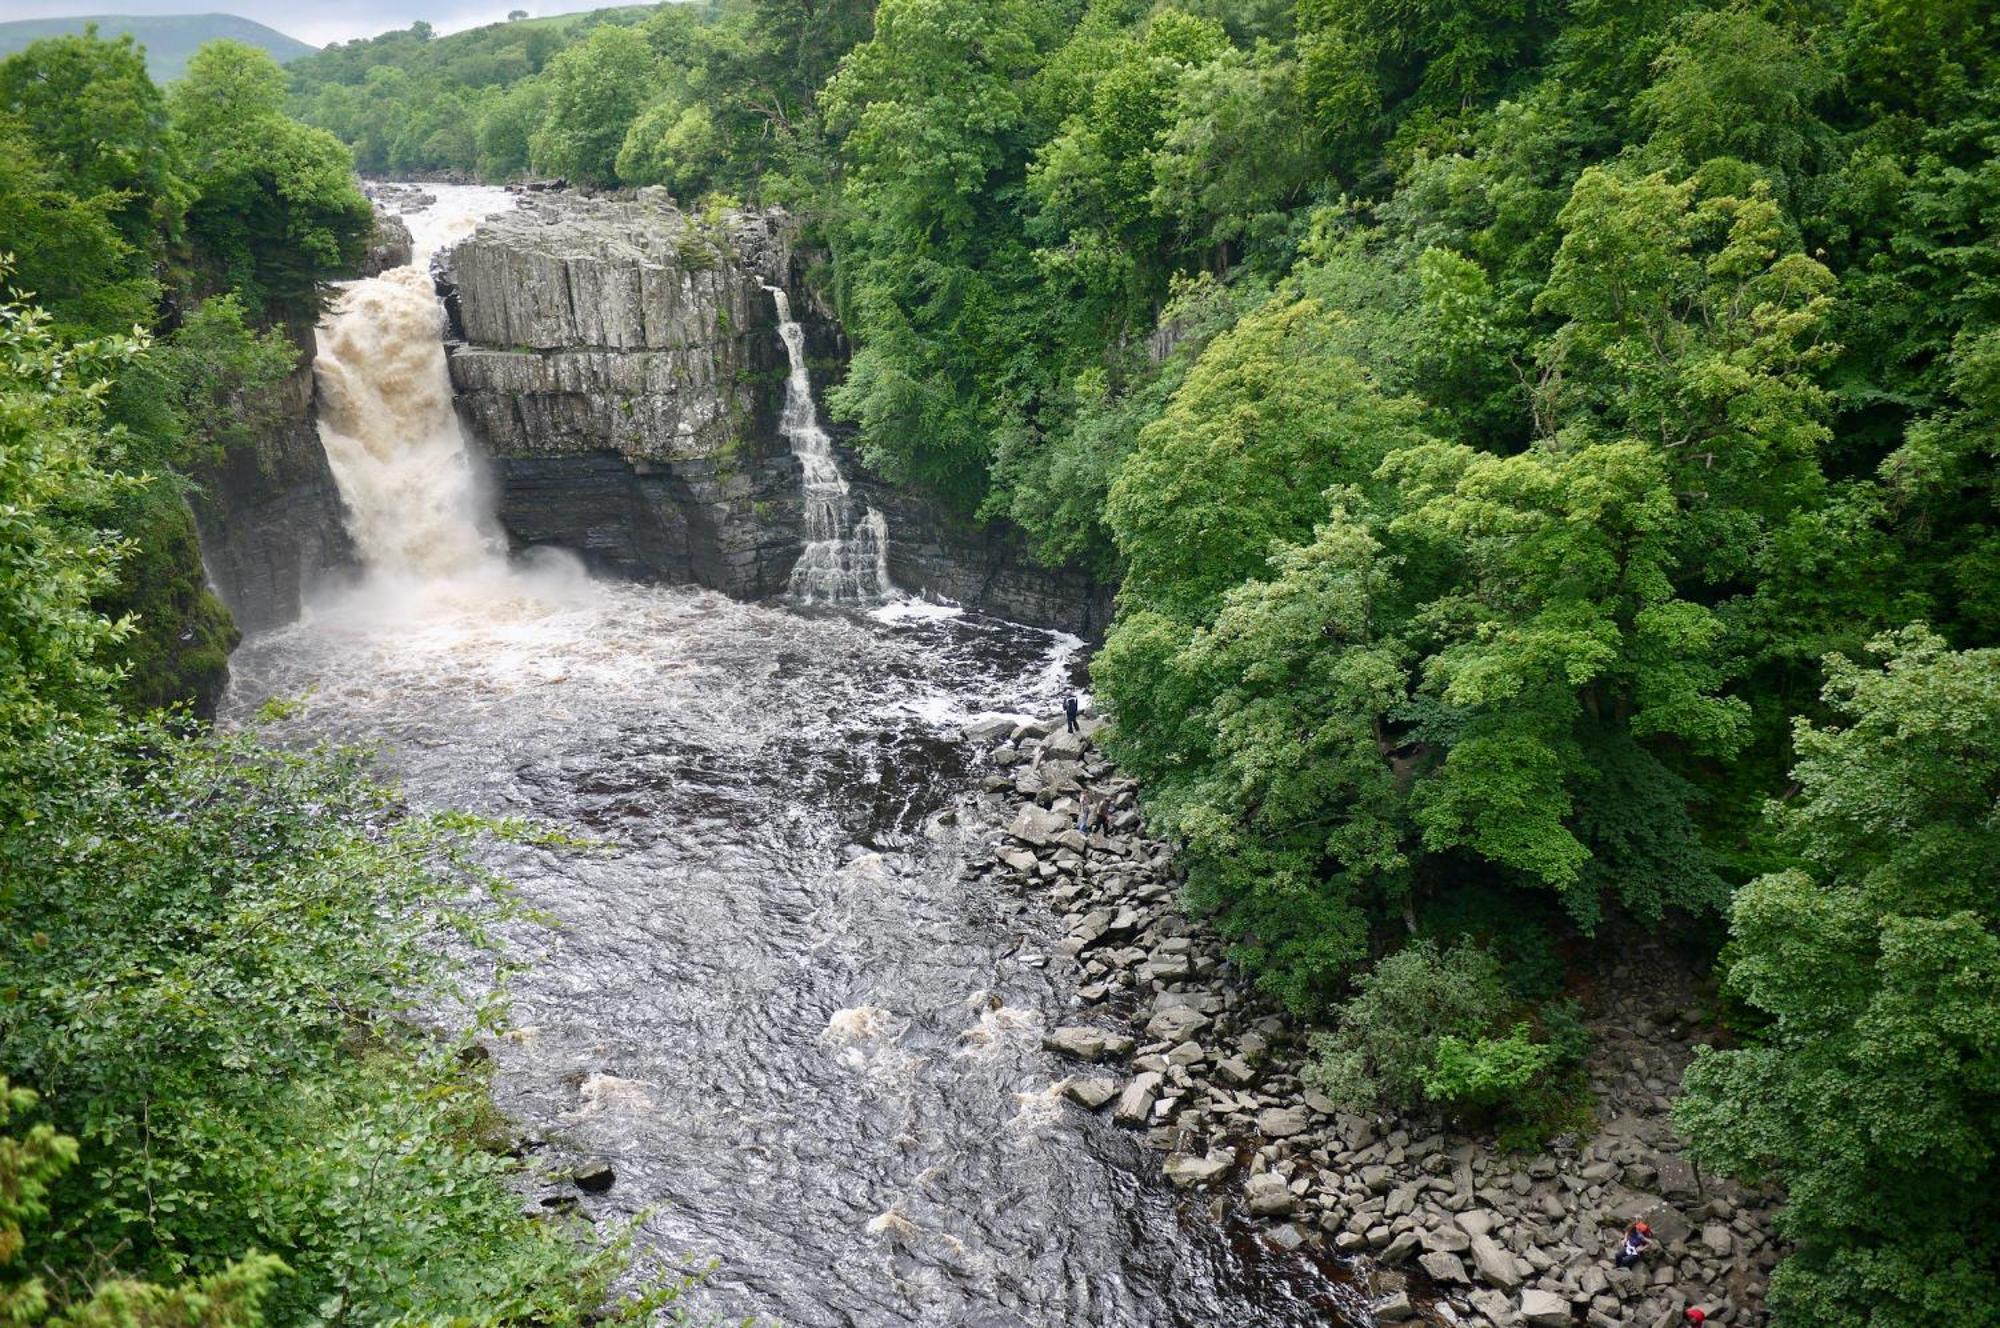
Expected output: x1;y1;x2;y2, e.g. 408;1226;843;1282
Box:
958;713;1785;1328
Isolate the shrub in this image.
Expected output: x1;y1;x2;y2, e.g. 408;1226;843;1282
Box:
1305;941;1507;1112
1422;1023;1558;1115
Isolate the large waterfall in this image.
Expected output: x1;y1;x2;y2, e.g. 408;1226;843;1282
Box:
764;284;894;604
312;186;529;590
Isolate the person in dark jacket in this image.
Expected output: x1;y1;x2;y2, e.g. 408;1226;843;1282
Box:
1063;695;1081;734
1614;1221;1653;1268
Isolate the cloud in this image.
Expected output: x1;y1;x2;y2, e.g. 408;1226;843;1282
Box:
0;1;620;48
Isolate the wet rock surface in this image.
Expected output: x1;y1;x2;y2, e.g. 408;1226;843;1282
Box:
189;333;354;632
965;713;1788;1328
441;189;804;597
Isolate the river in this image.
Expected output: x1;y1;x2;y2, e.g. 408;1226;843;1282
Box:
221;185;1359;1328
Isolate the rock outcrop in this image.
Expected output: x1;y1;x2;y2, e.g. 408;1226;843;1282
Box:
189;331;354;632
439;188;1113;632
441;189;803;597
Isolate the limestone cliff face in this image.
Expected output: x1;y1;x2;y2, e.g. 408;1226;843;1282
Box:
441;188;1112;634
442;189;802;596
190;332;354;633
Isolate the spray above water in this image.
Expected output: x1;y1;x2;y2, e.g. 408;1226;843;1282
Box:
763;284;894;605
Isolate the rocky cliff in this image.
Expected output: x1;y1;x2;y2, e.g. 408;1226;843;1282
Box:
441;189;1112;634
442;190;803;597
190;331;354;633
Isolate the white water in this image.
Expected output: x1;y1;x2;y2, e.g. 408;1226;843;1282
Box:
312;185;597;620
241;186;1357;1328
764;284;895;604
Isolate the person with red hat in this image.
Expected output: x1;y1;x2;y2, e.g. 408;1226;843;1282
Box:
1685;1309;1707;1324
1614;1219;1654;1268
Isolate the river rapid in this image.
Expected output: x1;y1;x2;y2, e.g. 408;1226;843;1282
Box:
221;185;1357;1328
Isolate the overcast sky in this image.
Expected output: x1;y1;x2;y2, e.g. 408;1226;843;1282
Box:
0;2;625;47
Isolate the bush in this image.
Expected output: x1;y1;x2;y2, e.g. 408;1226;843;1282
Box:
0;718;646;1324
1305;941;1507;1112
1422;1023;1558;1115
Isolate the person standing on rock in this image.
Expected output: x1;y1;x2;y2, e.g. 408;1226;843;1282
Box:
1076;791;1095;836
1614;1220;1653;1268
1064;695;1081;734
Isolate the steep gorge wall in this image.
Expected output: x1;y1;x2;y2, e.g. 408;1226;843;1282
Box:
442;191;803;597
189;330;354;633
441;190;1111;634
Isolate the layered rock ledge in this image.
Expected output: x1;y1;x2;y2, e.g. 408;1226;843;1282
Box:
441;190;804;597
959;717;1786;1328
438;188;1114;633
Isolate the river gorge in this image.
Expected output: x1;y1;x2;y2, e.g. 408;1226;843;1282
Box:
217;185;1355;1327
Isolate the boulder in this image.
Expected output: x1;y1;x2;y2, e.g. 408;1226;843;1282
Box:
1267;1223;1307;1252
1381;1231;1422;1265
1216;1056;1257;1086
1419;1251;1470;1284
1164;1152;1232;1187
1042;1026;1135;1061
1519;1288;1570;1328
1037;730;1086;761
1244;1171;1295;1217
1470;1233;1524;1289
572;1161;615;1193
1145;1006;1211;1044
1376;1291;1417;1322
1009;804;1071;847
1257;1105;1311;1138
1114;1072;1164;1125
1063;1077;1118;1110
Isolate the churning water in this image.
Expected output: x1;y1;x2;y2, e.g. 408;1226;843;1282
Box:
223;186;1357;1327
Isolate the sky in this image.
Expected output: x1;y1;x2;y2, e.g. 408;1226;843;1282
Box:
0;1;629;47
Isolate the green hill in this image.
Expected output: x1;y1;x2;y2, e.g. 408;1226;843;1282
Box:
0;13;315;82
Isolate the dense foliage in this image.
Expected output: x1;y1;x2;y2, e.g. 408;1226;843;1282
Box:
0;32;655;1327
53;2;2000;1324
1676;628;2000;1325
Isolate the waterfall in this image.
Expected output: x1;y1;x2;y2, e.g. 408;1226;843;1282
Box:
763;285;894;604
309;185;598;619
314;263;500;580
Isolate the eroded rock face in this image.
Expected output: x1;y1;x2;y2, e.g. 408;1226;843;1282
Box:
442;190;803;597
190;332;354;632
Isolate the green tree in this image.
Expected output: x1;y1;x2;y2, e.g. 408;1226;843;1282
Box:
1104;295;1428;619
530;24;657;184
0;1081;283;1328
0;29;185;253
0;277;139;788
1677;627;2000;1328
171;42;371;320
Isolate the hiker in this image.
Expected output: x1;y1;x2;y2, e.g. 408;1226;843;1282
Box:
1684;1310;1706;1326
1063;695;1081;734
1614;1221;1653;1268
1093;795;1113;833
1075;791;1095;835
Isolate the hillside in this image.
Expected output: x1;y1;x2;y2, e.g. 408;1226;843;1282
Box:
0;12;313;81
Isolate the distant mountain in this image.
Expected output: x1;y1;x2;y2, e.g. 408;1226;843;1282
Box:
0;13;315;82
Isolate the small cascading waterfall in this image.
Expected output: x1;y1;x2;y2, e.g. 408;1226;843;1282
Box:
763;284;893;604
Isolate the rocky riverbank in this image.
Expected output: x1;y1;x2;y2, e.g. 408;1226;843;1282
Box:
960;714;1787;1328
